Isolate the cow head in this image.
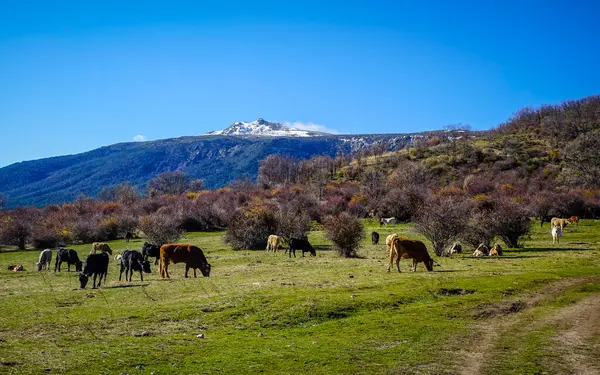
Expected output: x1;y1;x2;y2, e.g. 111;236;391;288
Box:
79;273;89;289
308;246;316;256
75;261;83;272
142;260;151;274
424;258;434;271
36;262;42;271
200;262;211;277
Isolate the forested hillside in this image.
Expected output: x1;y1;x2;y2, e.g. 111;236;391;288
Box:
0;95;599;254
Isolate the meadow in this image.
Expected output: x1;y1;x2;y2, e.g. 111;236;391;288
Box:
1;220;599;375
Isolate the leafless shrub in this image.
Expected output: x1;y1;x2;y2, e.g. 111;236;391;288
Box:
324;212;364;258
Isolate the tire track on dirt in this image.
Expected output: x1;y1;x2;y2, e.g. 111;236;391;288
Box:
457;277;599;375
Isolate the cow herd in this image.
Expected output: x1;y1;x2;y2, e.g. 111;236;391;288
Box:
9;216;582;287
23;241;211;289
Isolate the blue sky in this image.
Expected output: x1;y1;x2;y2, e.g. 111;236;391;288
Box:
1;0;599;168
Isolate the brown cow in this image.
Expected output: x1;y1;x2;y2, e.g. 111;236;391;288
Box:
569;216;579;225
159;244;211;278
91;242;113;255
387;238;434;272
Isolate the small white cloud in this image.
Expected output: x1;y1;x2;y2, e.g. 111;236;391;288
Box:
282;121;339;134
132;134;146;142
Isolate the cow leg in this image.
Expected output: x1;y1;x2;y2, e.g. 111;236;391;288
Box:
140;270;143;282
185;265;189;278
387;249;394;272
412;259;417;272
119;265;125;281
92;274;98;288
155;258;159;266
194;268;197;278
395;256;401;273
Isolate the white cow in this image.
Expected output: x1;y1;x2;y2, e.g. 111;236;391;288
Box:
380;217;397;226
552;226;562;244
36;249;53;271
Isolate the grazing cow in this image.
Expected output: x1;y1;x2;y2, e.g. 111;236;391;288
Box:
385;233;398;253
552;226;563;244
473;243;489;257
8;264;24;271
569;216;579;225
79;253;109;289
387;238;434;272
91;242;113;255
55;248;83;272
119;250;151;282
142;242;161;265
380;217;397;226
371;232;380;245
125;231;133;242
159;244;211;278
289;238;316;258
266;235;280;252
37;249;53;271
550;217;571;229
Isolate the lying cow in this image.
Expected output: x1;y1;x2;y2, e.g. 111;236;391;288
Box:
8;264;24;271
473;243;489;257
266;235;280;252
289;238;316;258
55;248;83;272
445;242;462;256
380;217;397;226
490;243;503;256
79;253;109;289
552;226;563;244
551;217;571;229
159;244;211;278
91;242;113;255
371;232;380;245
142;242;161;265
387;238;434;272
119;250;151;282
37;249;53;271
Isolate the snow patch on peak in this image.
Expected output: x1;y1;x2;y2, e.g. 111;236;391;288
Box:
206;118;328;137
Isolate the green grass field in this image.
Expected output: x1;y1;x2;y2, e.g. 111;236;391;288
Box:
1;220;599;375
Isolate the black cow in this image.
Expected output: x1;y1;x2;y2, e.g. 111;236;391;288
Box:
119;250;151;282
289;238;316;258
79;253;109;289
125;231;133;242
54;248;83;272
142;242;161;265
371;231;380;245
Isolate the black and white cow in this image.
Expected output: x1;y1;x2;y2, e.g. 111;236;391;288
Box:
54;248;83;272
119;250;151;282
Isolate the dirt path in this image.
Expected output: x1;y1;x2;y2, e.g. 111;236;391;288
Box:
457;277;600;375
543;293;600;375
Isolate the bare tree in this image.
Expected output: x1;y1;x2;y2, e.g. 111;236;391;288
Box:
147;171;190;197
414;194;472;256
139;212;183;246
257;155;299;188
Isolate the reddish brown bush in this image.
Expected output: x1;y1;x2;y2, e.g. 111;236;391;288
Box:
324;212;364;258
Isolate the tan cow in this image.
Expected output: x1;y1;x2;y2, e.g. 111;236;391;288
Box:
490;243;503;256
266;235;280;252
385;233;398;253
551;217;571;229
91;242;113;255
387;238;434;272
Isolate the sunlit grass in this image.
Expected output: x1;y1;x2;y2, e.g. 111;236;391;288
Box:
0;220;599;374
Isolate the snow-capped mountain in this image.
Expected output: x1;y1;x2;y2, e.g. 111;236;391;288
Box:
206;118;327;137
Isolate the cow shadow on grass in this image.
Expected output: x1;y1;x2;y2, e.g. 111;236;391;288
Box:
104;283;150;289
314;244;334;252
